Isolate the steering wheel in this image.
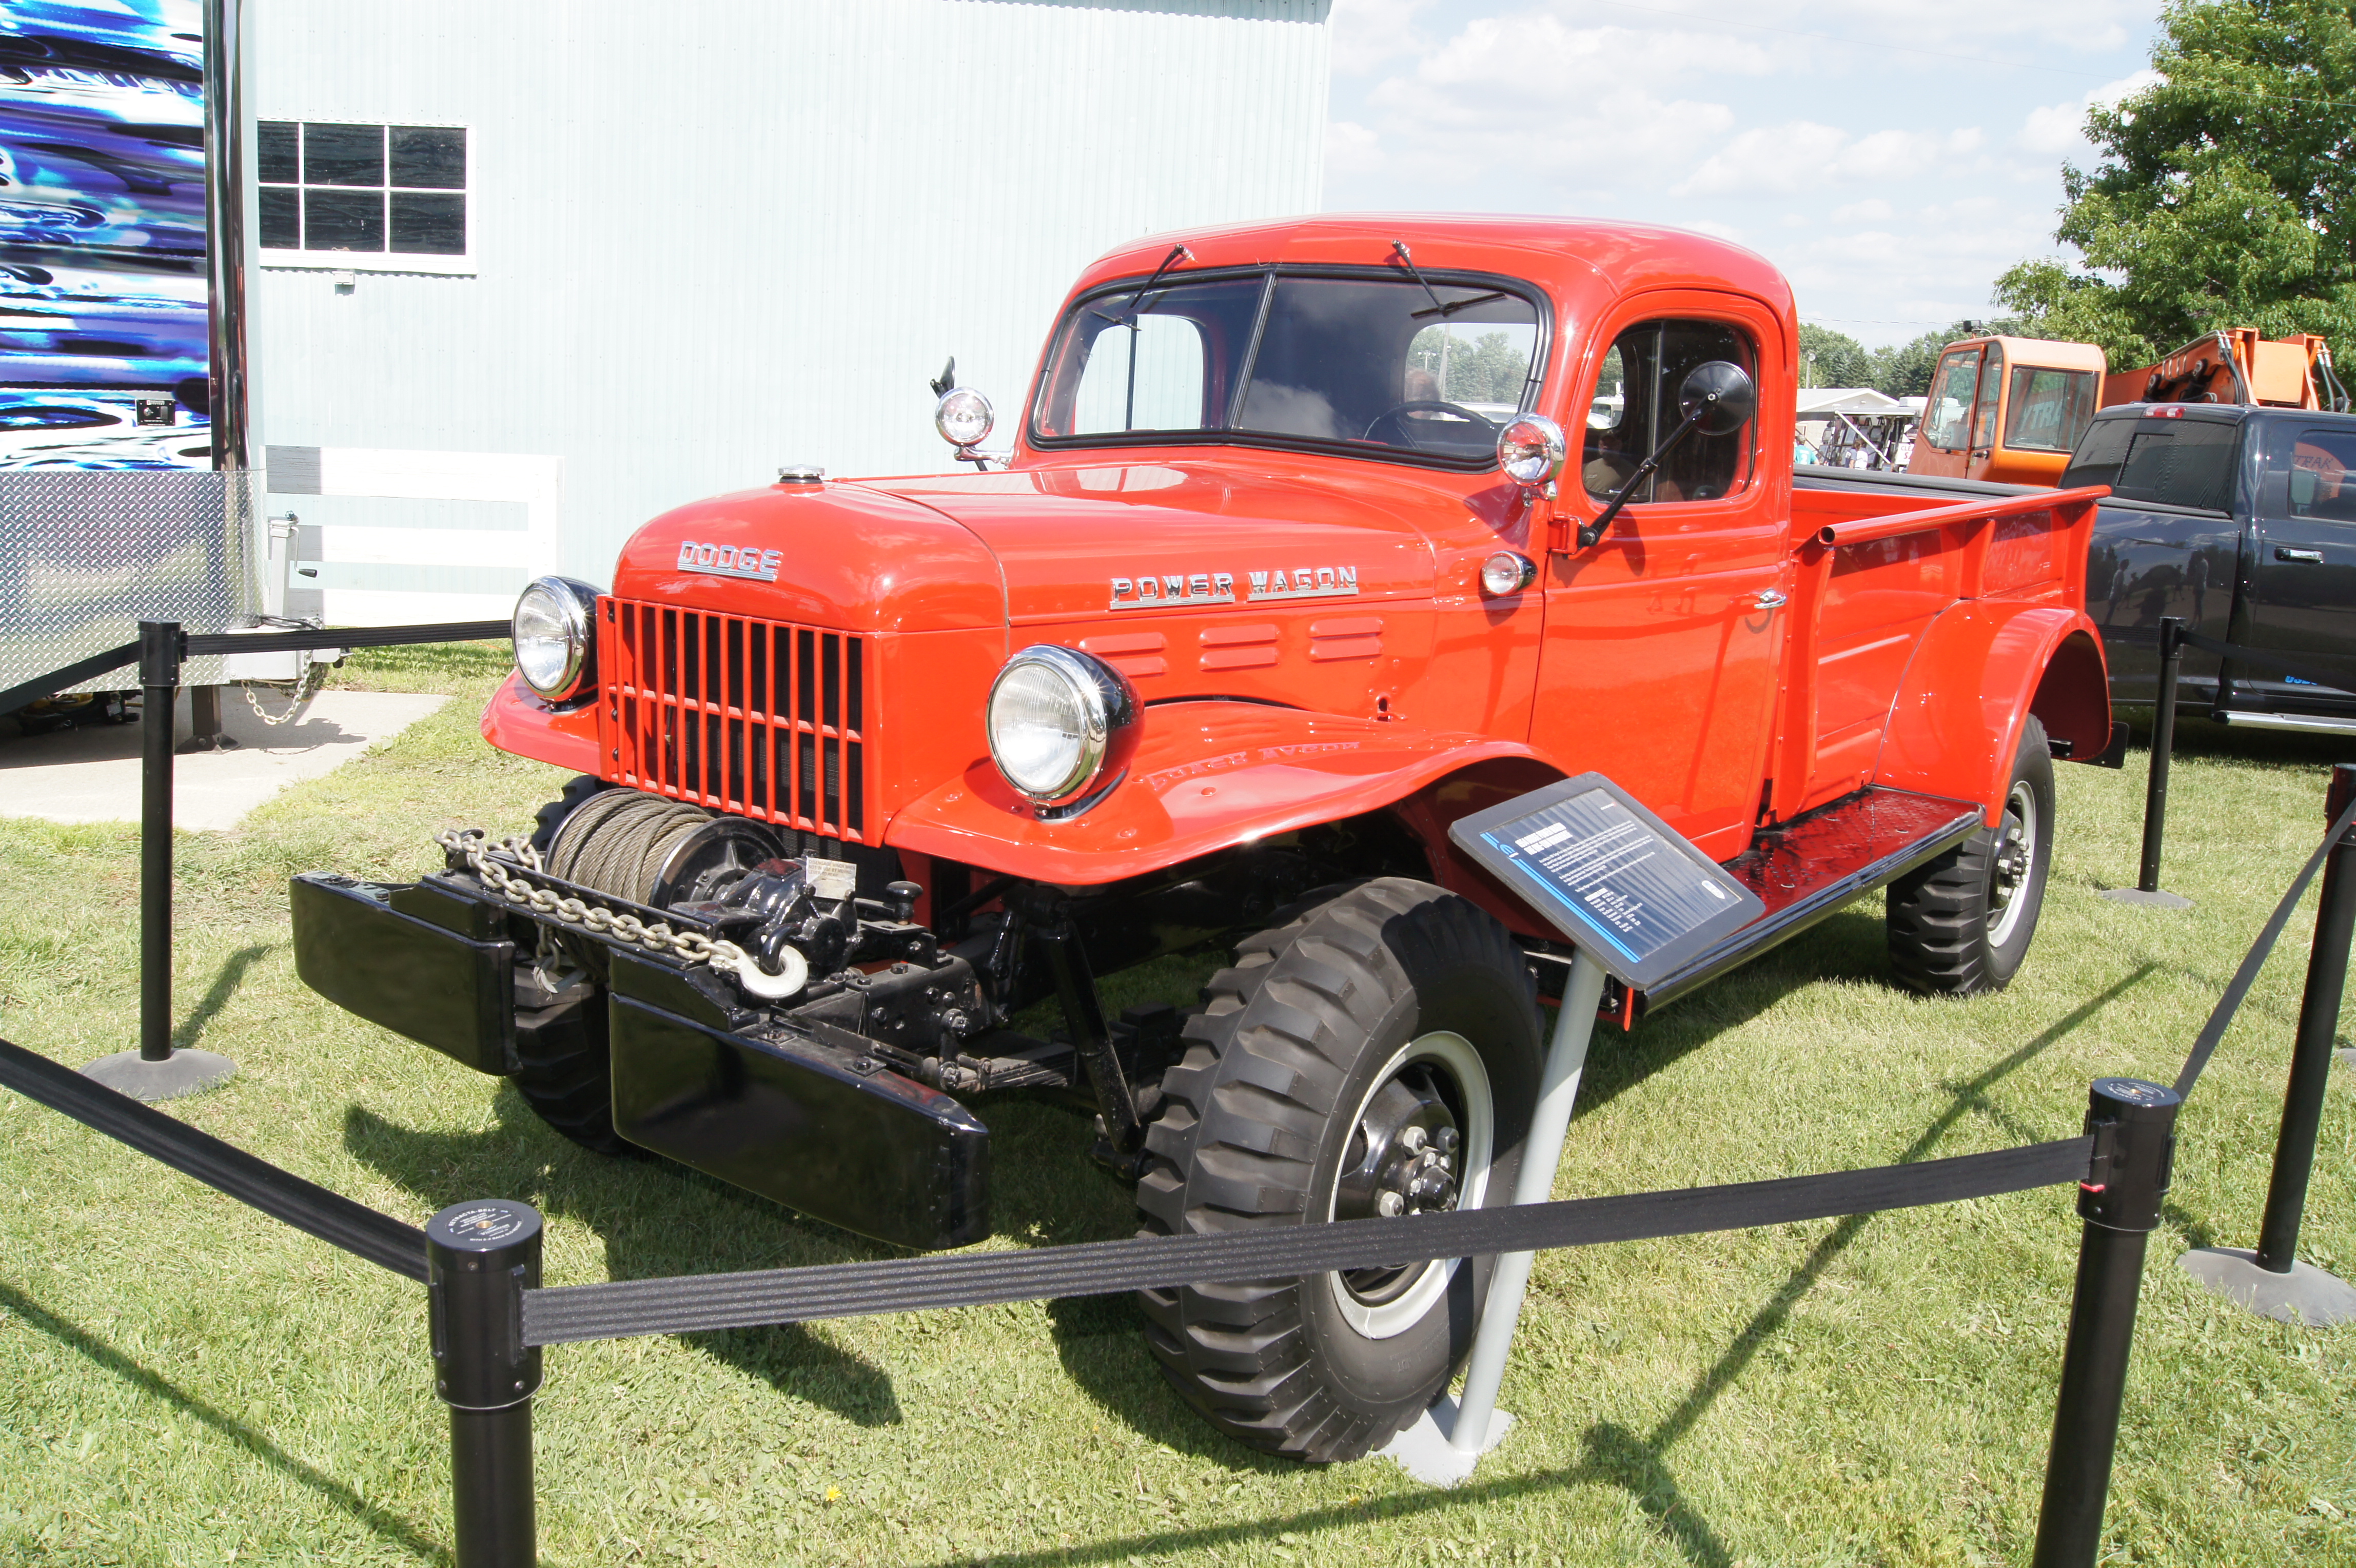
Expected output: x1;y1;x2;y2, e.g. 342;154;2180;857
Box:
1360;399;1498;449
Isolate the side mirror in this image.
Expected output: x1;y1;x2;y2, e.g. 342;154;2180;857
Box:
1679;360;1756;436
1578;360;1758;548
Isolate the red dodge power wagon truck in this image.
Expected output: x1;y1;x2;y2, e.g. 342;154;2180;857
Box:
292;217;2115;1463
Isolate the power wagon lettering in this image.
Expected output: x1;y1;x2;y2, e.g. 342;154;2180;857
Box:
1108;564;1359;609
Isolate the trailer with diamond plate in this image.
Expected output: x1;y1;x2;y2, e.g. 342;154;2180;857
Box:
289;214;2116;1464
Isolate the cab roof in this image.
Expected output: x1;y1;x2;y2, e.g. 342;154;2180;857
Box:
1069;213;1796;325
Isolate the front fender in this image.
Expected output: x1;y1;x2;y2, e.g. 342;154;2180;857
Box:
885;700;1542;886
480;671;601;775
1872;604;2110;825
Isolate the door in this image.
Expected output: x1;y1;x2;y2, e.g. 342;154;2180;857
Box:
2067;410;2245;705
2240;420;2356;716
1965;340;2006;480
1535;296;1788;860
1908;343;1982;479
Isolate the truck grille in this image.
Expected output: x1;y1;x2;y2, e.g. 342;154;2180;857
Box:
602;599;868;841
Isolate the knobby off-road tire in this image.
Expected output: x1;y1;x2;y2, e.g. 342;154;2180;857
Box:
1886;715;2055;995
1135;878;1543;1463
513;775;635;1157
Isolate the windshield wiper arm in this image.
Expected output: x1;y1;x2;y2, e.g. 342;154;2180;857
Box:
1390;242;1504;321
1091;244;1193;326
1412;289;1506;320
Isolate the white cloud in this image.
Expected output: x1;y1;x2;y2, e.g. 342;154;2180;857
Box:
1832;198;1893;224
1325;119;1385;177
2014;68;2162;156
1329;0;1437;76
1674;124;1982;198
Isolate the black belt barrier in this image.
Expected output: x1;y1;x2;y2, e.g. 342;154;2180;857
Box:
0;1036;428;1281
0;619;509;719
521;1138;2094;1346
2171;785;2356;1099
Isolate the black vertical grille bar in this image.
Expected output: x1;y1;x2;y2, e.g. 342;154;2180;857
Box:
821;635;841;729
846;638;863;732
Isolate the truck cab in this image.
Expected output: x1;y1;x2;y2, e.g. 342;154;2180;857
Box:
290;215;2113;1465
2078;401;2356;731
1908;335;2106;486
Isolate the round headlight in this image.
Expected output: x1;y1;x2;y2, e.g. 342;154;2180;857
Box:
987;644;1140;807
1480;551;1538;596
936;387;995;448
1497;414;1568;487
512;576;601;702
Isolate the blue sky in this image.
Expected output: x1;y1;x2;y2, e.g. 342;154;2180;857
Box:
1322;0;2166;348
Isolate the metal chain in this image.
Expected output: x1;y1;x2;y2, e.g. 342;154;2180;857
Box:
434;827;770;982
240;657;328;727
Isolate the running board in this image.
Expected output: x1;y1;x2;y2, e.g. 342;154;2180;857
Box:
2215;709;2356;735
1635;789;1984;1016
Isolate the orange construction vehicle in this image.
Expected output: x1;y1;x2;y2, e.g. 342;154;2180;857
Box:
2098;327;2348;411
1908;335;2108;485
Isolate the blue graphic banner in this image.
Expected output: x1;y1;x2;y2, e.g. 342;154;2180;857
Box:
0;0;209;467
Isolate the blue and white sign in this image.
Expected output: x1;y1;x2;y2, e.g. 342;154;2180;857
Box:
1448;774;1764;991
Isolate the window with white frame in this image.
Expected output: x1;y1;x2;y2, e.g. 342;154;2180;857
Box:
258;121;468;266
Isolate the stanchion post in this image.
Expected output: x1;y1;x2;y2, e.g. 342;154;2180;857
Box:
2031;1077;2181;1568
2139;617;2182;893
2257;763;2356;1270
139;620;178;1063
81;623;234;1099
428;1201;543;1568
2179;767;2356;1325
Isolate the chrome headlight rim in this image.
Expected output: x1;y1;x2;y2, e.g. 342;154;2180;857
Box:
986;643;1140;807
512;575;601;703
936;387;996;449
1496;413;1568;487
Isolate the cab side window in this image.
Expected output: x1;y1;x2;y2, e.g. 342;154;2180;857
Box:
2275;427;2356;522
1581;319;1756;504
1923;347;1981;452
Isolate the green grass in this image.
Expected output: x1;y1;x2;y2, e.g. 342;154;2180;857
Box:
1;661;2351;1566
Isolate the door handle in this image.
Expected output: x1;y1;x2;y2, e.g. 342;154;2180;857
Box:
2275;546;2326;563
1749;589;1789;610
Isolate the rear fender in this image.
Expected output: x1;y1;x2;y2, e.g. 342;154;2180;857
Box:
1872;605;2111;825
886;700;1546;887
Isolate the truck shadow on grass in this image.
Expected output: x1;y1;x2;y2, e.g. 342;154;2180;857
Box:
953;962;2161;1567
339;1097;907;1428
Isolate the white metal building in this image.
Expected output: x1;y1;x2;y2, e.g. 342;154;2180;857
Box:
249;0;1332;620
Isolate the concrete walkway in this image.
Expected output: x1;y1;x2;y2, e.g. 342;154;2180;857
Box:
0;688;448;830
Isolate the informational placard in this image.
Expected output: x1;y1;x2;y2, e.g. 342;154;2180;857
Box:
1447;773;1764;991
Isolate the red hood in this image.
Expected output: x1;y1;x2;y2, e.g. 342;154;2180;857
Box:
867;459;1438;626
610;459;1446;633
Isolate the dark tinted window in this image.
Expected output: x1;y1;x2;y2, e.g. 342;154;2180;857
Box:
2275;427;2356;521
389;126;466;188
256;120;299;183
303;122;383;186
260;120;467;258
1582;319;1756;503
2065;417;2240;511
257;186;299;249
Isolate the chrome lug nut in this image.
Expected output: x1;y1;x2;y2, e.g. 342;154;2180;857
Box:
1377;1190;1405;1218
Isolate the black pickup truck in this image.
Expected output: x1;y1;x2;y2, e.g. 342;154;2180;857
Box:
2069;402;2356;733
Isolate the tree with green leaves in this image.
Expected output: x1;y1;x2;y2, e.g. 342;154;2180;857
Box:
1799;323;1876;388
1996;0;2356;366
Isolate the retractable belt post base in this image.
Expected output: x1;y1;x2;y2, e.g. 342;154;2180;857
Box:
1377;949;1608;1487
429;1201;543;1568
2179;763;2356;1330
2102;617;2192;910
2031;1077;2181;1568
82;621;234;1102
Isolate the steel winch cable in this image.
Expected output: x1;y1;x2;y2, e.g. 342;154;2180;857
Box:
545;790;715;906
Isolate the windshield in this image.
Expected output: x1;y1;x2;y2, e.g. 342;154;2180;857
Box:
1029;270;1543;465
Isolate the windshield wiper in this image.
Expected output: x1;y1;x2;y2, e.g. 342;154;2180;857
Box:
1091;244;1193;327
1391;241;1504;319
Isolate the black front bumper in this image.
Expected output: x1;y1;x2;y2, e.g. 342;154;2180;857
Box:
289;871;991;1249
